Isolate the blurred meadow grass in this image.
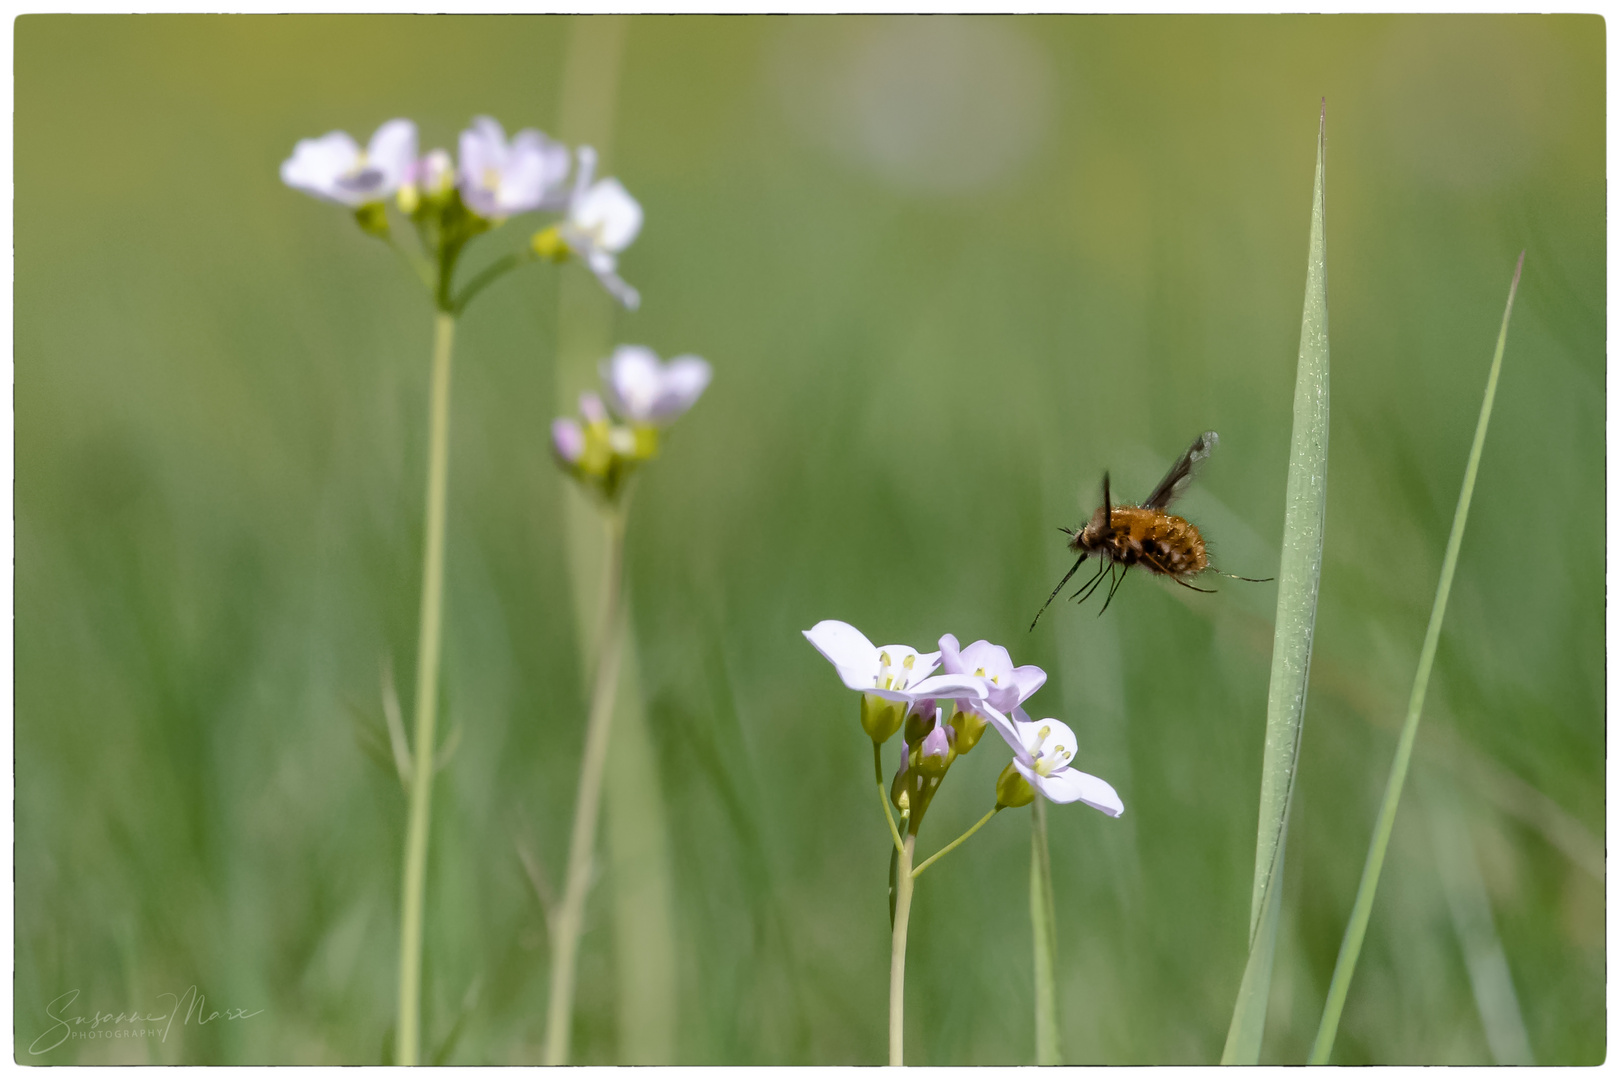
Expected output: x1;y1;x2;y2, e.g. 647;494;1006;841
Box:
15;13;1604;1065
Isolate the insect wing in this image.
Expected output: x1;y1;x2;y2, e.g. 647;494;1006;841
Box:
1142;430;1219;510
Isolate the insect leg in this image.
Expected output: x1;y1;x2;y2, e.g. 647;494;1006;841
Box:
1030;553;1088;631
1172;576;1217;594
1097;564;1129;616
1071;561;1110;604
1213;569;1274;583
1102;472;1113;532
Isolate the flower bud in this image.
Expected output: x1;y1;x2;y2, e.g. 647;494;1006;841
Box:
552;417;585;466
948;708;987;754
353;201;390;238
890;764;911;816
915;723;954;777
995;761;1035;809
904;703;936;746
532;225;573;263
861;694;904;743
396;182;420;215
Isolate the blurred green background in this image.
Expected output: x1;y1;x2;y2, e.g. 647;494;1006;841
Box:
14;14;1604;1065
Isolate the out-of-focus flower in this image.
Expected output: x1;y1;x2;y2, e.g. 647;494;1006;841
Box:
532;146;644;309
599;346;711;427
281;119;418;207
987;709;1123;816
397;148;455;214
458;116;569;220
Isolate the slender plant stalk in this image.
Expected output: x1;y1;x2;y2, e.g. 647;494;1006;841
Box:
889;833;917;1066
1031;798;1063;1065
911;806;999;878
544;503;631;1066
396;310;457;1067
1222;100;1330;1065
1309;252;1523;1064
875;743;905;854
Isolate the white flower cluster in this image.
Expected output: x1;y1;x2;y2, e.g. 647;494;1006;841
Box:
552;346;712;503
281;116;643;309
805;620;1123;818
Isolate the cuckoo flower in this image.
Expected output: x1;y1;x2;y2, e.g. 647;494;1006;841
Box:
937;634;1046;753
989;710;1123;816
600;346;712;427
804;620;988;743
458;116;570;220
534;145;644;309
281;118;417;207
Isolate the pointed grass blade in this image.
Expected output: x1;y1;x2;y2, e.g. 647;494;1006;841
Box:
1310;251;1524;1064
1221;101;1330;1064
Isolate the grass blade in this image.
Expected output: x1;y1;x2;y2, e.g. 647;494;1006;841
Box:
1221;100;1330;1065
1310;251;1524;1063
1419;769;1535;1065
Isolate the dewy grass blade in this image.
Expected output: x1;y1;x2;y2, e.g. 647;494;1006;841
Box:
1310;251;1524;1064
1221;101;1330;1065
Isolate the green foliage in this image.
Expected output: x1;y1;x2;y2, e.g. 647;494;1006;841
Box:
1222;100;1330;1066
1311;252;1524;1063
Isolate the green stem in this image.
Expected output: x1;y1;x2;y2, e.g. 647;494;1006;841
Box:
396;310;457;1066
911;806;1000;879
453;250;537;315
1309;251;1523;1064
889;833;916;1067
874;742;904;854
544;503;631;1066
1031;798;1062;1065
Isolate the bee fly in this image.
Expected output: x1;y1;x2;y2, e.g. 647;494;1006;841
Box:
1030;431;1272;629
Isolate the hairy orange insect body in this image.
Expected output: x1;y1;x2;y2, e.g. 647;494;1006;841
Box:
1070;504;1209;580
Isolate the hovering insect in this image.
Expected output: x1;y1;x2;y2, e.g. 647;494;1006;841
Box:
1030;431;1271;629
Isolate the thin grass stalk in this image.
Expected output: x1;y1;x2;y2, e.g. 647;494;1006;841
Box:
1031;798;1062;1065
396;310;457;1066
1221;101;1330;1064
1309;251;1523;1064
554;16;680;1063
544;504;630;1066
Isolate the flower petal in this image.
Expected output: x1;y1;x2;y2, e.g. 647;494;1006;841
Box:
650;356;711;421
281;130;364;205
909;672;990;700
980;703;1028;763
366;118;418;191
937;633;963;674
1025;764;1124;817
602;345;664;422
804;620;882;691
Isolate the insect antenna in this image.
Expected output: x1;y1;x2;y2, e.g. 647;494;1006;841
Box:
1071;561;1110;604
1030;552;1088;631
1097;564;1129;615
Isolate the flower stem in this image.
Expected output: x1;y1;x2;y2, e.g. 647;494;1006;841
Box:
544;502;631;1066
1031;797;1062;1065
889;832;916;1066
396;310;457;1067
874;742;904;854
910;806;1000;879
